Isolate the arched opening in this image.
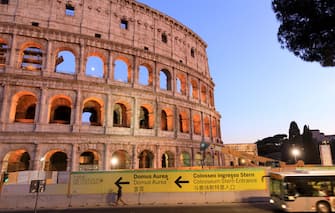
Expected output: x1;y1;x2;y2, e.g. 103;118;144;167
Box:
204;116;210;137
45;151;67;171
190;79;199;100
212;119;217;138
79;151;99;171
209;90;214;106
139;106;149;129
49;97;72;124
161;108;173;131
2;150;30;172
139;65;152;86
195;152;202;166
85;56;104;78
193;113;201;135
201;85;207;103
205;152;214;166
161;110;167;131
180;152;191;167
55;50;75;74
14;94;37;123
176;73;186;95
161;152;174;168
138;150;154;168
21;46;43;71
111;150;130;169
114;59;129;82
160;69;171;91
82;100;102;126
179;111;189;133
0;41;8;66
113;103;129;128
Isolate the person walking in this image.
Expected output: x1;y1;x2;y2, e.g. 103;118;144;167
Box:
115;187;126;206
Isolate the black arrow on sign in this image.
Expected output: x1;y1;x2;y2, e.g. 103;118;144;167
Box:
175;176;189;188
115;177;130;188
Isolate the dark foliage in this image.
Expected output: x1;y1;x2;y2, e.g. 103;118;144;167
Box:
272;0;335;66
256;134;287;160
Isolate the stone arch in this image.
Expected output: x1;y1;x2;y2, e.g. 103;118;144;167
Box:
139;104;154;129
204;115;210;137
194;152;202;166
2;149;30;172
10;91;37;123
113;101;131;128
180;151;191;167
190;78;199;100
19;42;43;71
114;56;131;83
85;54;105;78
212;118;217;138
43;150;68;171
82;98;104;126
204;151;213;166
209;90;214;106
49;95;72;124
192;112;201;135
0;38;8;66
160;69;171;91
138;150;154;168
138;63;153;86
161;107;173;131
79;150;100;171
111;150;131;169
54;49;76;74
179;110;189;133
161;151;175;168
201;84;207;103
176;72;186;95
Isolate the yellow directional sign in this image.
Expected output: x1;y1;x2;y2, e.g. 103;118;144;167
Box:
70;168;266;194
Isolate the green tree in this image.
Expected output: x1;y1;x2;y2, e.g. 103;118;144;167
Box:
272;0;335;66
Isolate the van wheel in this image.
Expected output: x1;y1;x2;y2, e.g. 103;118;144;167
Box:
317;201;331;213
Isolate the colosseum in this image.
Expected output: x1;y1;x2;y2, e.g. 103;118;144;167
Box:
0;0;226;173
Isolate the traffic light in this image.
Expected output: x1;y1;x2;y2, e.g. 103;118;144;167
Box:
200;141;209;151
2;172;9;183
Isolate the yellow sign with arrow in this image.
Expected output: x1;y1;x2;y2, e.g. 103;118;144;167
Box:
70;168;266;194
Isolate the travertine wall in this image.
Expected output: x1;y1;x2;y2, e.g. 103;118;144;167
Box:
0;0;223;172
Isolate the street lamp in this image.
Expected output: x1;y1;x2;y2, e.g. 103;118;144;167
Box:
291;147;300;163
111;157;118;169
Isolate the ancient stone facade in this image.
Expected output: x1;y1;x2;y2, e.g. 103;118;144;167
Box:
0;0;223;172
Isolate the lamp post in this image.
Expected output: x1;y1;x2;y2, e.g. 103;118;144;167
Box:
291;146;300;163
33;157;45;213
110;157;118;169
200;140;209;168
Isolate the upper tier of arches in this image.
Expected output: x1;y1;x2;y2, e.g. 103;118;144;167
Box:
0;0;209;77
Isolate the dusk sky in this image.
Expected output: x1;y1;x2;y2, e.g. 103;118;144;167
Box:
139;0;335;144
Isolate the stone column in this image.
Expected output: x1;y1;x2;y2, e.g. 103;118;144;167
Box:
77;41;85;79
132;144;137;169
8;34;17;70
71;144;78;172
107;53;114;82
0;84;9;129
35;87;48;131
105;93;112;130
104;143;110;170
72;89;82;132
44;39;53;75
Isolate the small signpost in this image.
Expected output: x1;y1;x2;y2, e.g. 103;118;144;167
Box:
30;180;46;213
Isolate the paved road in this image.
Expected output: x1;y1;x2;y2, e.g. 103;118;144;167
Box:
1;203;281;213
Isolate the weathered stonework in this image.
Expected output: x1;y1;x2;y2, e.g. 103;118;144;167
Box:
0;0;224;172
